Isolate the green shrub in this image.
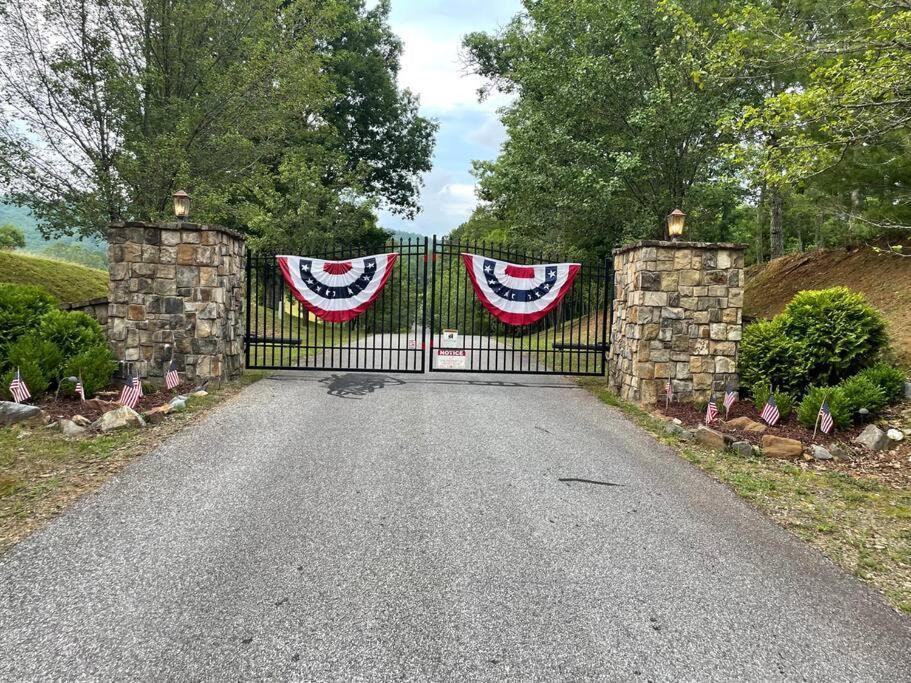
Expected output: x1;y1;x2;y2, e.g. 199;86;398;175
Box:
0;362;48;401
0;284;57;365
63;346;117;396
739;319;808;396
751;381;794;419
797;386;854;430
781;287;888;386
39;310;107;361
838;374;888;416
856;364;907;404
5;334;64;385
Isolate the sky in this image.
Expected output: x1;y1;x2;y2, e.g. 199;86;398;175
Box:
374;0;523;236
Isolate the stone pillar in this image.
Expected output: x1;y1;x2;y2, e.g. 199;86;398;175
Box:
609;240;745;404
107;221;245;385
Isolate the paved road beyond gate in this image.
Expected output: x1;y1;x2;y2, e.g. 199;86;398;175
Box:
245;238;612;376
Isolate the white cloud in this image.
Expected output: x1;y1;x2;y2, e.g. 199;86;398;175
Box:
396;25;511;114
437;182;478;218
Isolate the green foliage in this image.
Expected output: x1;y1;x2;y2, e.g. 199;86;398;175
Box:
0;250;108;303
751;382;794;420
5;334;64;383
0;362;48;401
856;364;908;405
797;386;854;431
0;283;57;364
63;346;117;397
838;375;888;417
39;310;107;361
0;224;25;250
782;287;888;386
739;319;807;396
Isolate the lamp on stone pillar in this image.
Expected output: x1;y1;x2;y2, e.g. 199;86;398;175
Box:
173;190;191;222
667;208;686;240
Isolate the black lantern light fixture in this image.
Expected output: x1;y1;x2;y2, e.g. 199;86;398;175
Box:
667;208;686;240
173;190;191;221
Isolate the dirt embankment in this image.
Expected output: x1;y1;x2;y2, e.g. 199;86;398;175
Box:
744;242;911;368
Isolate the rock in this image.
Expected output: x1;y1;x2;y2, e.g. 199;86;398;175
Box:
730;441;753;458
854;424;890;452
886;428;904;442
0;401;45;427
144;404;173;416
857;408;871;422
84;398;117;412
169;398;187;412
761;434;803;459
93;406;145;433
71;414;92;428
695;426;731;450
811;445;833;460
58;419;87;438
190;390;209;398
671;417;683;425
144;411;167;425
724;416;766;433
829;444;853;462
904;381;911;400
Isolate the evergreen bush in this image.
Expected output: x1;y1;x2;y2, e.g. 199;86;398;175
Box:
797;386;853;430
5;334;64;384
751;381;794;419
0;362;48;401
63;346;118;397
739;319;808;396
39;310;107;361
856;364;907;404
838;374;888;416
0;284;57;365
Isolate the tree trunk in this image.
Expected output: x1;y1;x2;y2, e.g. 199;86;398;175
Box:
769;187;784;259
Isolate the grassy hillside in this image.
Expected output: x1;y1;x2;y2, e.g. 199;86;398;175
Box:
744;241;911;367
0;250;108;304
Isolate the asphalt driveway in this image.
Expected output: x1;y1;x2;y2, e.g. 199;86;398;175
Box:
0;371;909;680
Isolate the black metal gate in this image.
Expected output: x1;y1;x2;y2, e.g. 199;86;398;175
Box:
244;237;611;376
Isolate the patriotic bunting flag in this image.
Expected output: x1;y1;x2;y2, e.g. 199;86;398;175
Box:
165;361;180;391
118;373;141;410
705;394;718;424
276;253;398;323
818;399;834;434
461;253;581;326
9;367;31;403
760;393;780;426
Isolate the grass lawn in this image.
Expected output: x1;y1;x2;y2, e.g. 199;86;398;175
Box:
0;371;265;554
0;250;108;303
580;377;911;615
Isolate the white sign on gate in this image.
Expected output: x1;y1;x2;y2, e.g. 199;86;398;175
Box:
441;329;459;349
437;349;467;369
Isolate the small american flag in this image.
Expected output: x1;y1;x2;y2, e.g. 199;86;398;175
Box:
9;367;31;403
665;381;673;402
118;373;141;410
705;394;718;424
75;376;85;401
723;383;737;417
818;400;834;434
760;394;780;426
165;360;180;390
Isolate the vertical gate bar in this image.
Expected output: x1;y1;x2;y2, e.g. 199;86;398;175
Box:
420;237;427;372
406;240;413;371
396;240;404;371
482;241;491;372
468;239;478;370
428;235;436;371
295;274;301;368
245;253;252;369
603;256;612;376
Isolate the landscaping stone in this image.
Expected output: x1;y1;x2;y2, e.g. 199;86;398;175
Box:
854;425;890;452
730;441;753;458
761;434;803;459
71;415;92;428
829;444;853;462
724;416;766;433
904;381;911;400
93;406;145;433
0;401;45;427
886;428;904;442
810;445;833;461
695;426;731;450
190;390;209;398
58;419;87;438
84;398;117;412
169;398;187;412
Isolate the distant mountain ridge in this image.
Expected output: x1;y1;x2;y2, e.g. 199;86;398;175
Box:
0;202;106;254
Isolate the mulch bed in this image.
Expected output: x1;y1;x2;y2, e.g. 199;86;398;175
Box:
37;380;199;422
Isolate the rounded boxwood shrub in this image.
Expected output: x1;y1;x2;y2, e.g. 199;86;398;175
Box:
739;319;808;396
39;310;107;361
838;374;888;417
5;334;64;385
797;386;853;430
751;381;794;419
0;361;48;401
63;346;117;397
856;364;907;404
781;287;888;386
0;284;57;365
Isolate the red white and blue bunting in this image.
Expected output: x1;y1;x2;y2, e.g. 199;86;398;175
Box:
461;253;581;326
276;253;398;323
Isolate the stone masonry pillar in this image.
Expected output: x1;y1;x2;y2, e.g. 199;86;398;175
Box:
107;221;245;385
609;241;745;404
